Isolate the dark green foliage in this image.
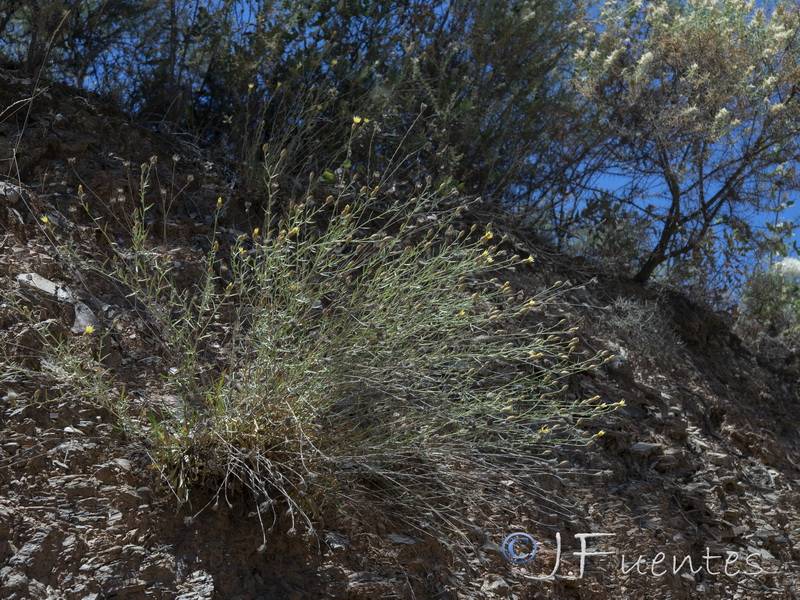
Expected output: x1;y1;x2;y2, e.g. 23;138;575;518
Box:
0;0;585;200
2;0;798;299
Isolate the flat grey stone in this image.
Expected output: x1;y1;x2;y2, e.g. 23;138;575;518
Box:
0;183;25;204
386;533;422;545
325;532;350;550
16;273;74;302
71;301;99;334
629;442;662;455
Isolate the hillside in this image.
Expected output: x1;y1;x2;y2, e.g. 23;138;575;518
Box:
1;68;799;600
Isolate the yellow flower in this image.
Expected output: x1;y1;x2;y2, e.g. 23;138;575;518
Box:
353;116;362;124
525;256;534;263
248;83;254;90
253;228;259;236
540;426;550;435
481;231;493;243
217;197;223;208
226;283;233;292
238;247;246;255
458;310;466;317
616;400;626;407
501;405;513;413
486;257;494;264
84;325;94;334
40;216;49;224
594;430;605;438
289;226;299;236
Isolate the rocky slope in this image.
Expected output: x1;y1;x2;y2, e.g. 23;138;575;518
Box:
1;68;799;599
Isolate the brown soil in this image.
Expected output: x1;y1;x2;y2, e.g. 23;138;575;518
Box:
1;69;799;599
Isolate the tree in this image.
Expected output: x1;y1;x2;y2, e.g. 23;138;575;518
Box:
0;1;587;205
0;0;149;81
740;258;800;333
168;0;588;200
573;0;800;284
